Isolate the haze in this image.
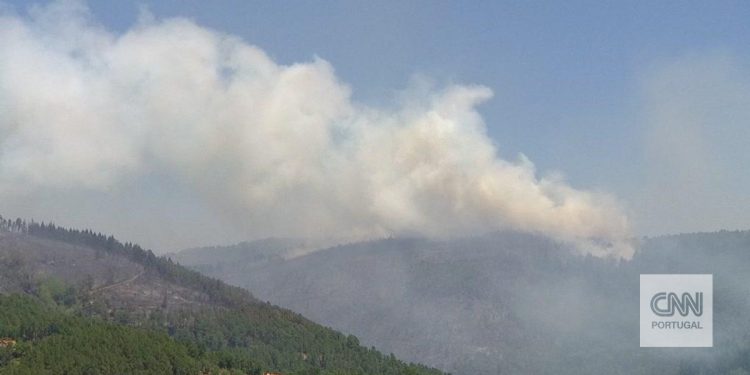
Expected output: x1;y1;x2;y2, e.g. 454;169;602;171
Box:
1;0;749;253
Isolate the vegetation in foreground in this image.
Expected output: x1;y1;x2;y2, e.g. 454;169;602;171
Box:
0;216;444;375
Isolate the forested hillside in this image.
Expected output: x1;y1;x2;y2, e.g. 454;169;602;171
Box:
0;216;444;375
0;294;256;374
176;231;750;375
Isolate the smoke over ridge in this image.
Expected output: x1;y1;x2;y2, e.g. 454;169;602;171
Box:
0;1;632;257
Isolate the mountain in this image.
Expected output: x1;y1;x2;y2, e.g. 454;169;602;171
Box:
0;216;444;375
173;231;750;375
0;294;242;374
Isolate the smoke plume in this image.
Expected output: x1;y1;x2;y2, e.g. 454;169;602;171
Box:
0;1;632;257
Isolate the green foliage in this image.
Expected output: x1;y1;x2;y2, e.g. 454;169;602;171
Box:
0;294;243;374
34;278;77;307
2;221;444;375
155;306;440;375
27;222;255;308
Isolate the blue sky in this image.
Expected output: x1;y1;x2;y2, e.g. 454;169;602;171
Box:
2;0;750;250
84;0;748;216
69;0;747;179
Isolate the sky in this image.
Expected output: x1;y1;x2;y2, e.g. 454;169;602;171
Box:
1;0;749;253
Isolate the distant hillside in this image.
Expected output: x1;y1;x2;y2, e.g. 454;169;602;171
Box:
174;231;750;375
0;216;444;375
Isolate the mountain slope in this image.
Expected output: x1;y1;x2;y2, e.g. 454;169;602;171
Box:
174;231;750;375
0;217;444;375
0;294;250;375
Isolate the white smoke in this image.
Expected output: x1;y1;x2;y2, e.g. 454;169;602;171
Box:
0;1;633;258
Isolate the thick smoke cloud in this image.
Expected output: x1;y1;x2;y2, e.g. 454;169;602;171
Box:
0;1;632;257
